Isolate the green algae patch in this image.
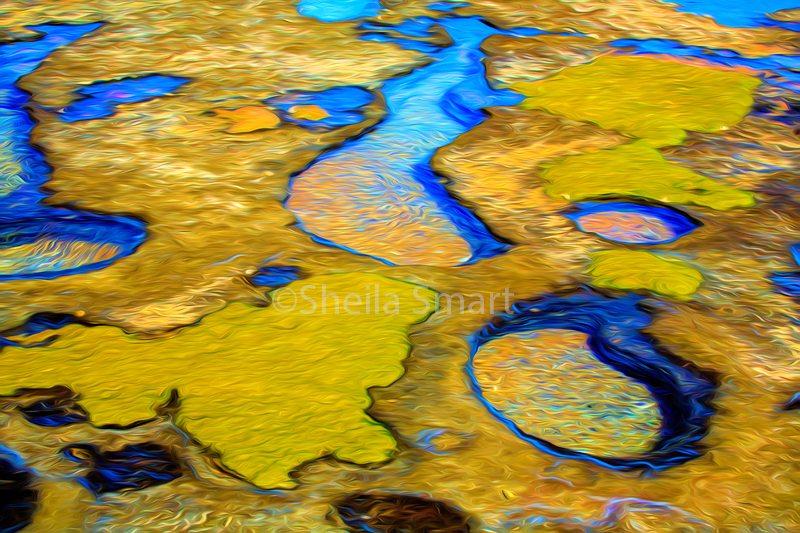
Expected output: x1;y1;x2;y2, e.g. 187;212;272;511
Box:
512;55;759;148
541;141;755;210
588;250;703;299
0;273;436;489
512;55;758;211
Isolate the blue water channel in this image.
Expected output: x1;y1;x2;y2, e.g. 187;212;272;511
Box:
284;15;547;265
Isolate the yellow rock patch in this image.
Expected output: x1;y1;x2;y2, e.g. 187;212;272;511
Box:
214;106;281;133
0;273;436;488
289;104;330;121
588;250;703;299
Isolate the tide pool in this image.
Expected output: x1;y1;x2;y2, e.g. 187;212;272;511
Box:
469;289;716;470
0;24;146;280
565;202;701;245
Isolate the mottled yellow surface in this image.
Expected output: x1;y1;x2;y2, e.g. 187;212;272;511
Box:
1;1;800;531
588;250;703;299
0;273;436;488
1;0;427;104
473;329;661;456
514;55;759;147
